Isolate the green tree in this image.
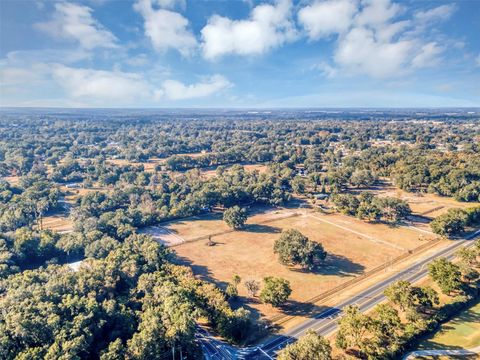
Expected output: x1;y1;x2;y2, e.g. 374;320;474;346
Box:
223;206;247;230
274;229;326;270
260;276;292;307
336;305;371;352
428;258;463;294
430;208;468;236
278;330;332;360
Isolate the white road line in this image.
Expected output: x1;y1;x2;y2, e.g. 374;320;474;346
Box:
258;347;274;359
308;214;405;251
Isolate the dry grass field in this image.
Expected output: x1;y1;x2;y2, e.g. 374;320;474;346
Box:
201;163;268;179
173;208;427;320
139;226;185;246
105;158;164;172
42;215;73;233
354;183;480;218
156;205;296;242
2;176;20;185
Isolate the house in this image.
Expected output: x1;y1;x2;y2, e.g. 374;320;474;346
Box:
314;193;329;200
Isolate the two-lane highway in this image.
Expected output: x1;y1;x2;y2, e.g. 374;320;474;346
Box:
198;229;480;359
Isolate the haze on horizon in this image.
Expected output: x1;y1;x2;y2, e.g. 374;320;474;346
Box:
1;0;479;108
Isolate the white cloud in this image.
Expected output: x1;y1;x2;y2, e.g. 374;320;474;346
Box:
126;53;150;67
476;54;480;67
335;27;413;78
49;64;231;104
156;0;186;10
201;0;296;59
0;64;50;86
51;65;150;103
414;4;456;24
35;2;117;49
155;75;232;100
298;0;357;39
355;0;402;28
300;0;455;78
134;0;197;56
411;42;443;68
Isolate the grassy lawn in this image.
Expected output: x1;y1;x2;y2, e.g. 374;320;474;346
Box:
418;301;480;350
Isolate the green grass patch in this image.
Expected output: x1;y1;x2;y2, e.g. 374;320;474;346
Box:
418;301;480;350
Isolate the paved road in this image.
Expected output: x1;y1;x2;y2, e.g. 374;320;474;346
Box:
403;345;480;359
199;229;480;360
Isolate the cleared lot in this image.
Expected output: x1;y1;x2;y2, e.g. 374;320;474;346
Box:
156;205;298;242
42;215;73;233
173;212;421;320
139;226;185;246
355;183;480;218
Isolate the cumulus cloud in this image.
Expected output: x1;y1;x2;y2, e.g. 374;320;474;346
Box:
335;27;413;78
298;0;357;39
134;0;197;56
155;75;232;100
299;0;455;78
0;65;48;86
201;0;296;60
35;2;117;49
411;42;443;68
414;4;456;24
48;64;231;104
52;65;151;103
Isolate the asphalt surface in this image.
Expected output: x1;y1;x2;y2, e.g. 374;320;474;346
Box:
199;229;480;360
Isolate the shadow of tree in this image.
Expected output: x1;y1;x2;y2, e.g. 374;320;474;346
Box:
243;223;281;234
172;255;229;289
289;253;365;276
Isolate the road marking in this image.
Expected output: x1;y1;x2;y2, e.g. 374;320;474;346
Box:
307;214;405;251
258;231;480;356
200;229;480;359
258;347;274;359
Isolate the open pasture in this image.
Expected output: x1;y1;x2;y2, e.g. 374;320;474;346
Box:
310;212;436;250
139;226;185;246
42;215;73;233
173;212;418;319
105;158;164;172
155;205;297;242
351;183;480;219
201;163;269;179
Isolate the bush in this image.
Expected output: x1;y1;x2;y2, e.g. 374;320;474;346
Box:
223;206;247;230
430;208;468;236
260;276;292;307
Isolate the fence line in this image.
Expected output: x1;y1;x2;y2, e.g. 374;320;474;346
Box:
170;212;301;247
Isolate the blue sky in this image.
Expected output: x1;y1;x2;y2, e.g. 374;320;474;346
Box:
0;0;479;108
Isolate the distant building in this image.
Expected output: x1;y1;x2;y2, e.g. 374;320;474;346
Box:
314;193;329;200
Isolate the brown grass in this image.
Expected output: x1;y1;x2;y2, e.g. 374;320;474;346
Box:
42;215;73;232
174;213;410;320
354;184;480;218
105;158;163;172
201;163;268;179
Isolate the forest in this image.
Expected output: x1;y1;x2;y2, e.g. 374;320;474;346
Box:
0;110;479;359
